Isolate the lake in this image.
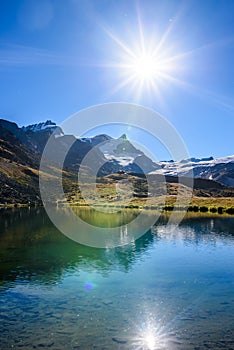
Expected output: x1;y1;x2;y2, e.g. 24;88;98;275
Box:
0;207;234;349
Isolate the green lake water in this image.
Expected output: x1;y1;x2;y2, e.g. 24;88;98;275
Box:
0;208;234;349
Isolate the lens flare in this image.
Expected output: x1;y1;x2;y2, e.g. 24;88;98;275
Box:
85;283;93;290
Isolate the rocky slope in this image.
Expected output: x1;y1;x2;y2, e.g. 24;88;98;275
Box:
0;123;41;204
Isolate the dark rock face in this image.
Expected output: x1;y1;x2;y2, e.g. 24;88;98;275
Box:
64;138;106;172
83;134;112;147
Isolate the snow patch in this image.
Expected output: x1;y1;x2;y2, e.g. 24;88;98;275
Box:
104;154;135;166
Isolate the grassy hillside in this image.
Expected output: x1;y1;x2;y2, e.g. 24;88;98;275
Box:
62;173;234;214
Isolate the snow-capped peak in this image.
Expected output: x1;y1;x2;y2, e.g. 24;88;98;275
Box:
22;120;59;133
150;154;234;178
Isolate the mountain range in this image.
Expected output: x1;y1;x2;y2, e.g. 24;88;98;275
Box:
0;118;233;205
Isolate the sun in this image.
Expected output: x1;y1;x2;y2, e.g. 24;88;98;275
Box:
115;46;175;99
132;54;158;81
102;24;181;99
129;53;169;83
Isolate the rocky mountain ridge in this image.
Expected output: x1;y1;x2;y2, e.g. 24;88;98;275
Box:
0;118;233;205
2;118;233;186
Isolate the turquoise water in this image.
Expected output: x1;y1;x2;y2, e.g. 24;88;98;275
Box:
0;208;234;349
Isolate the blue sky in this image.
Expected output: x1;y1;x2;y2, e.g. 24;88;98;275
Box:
0;0;233;160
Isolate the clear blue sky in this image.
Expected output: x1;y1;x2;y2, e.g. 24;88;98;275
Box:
0;0;233;160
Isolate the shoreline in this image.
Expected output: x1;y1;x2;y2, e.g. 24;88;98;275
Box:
1;201;233;216
70;203;234;215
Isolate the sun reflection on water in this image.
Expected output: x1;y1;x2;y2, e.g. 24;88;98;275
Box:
131;319;170;350
144;332;156;349
140;329;169;350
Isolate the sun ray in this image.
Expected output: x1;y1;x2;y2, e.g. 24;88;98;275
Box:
108;75;137;96
152;2;187;56
156;71;234;112
136;5;146;54
102;26;137;60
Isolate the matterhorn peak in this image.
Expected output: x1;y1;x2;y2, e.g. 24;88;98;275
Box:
119;133;127;140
